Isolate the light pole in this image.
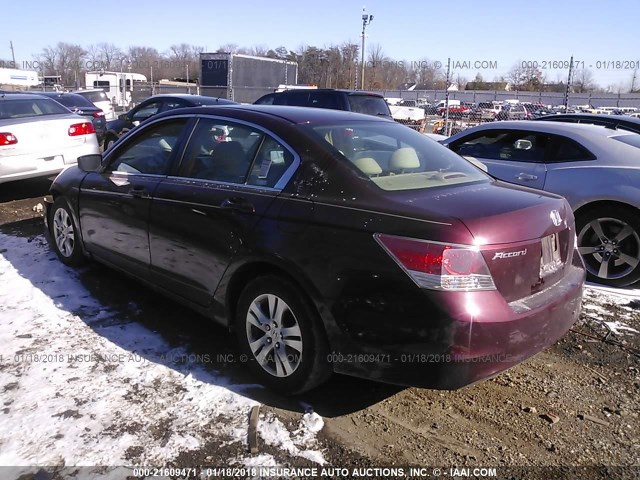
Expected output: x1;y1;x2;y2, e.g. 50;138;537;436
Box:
360;8;373;90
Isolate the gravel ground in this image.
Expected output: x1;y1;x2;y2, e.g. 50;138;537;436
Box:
0;180;638;480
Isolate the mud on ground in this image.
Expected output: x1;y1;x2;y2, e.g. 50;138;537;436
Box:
1;178;638;478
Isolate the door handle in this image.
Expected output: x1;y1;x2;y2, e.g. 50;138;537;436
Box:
130;186;150;199
220;197;255;213
516;173;538;181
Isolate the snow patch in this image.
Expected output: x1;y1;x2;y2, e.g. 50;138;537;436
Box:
0;233;325;469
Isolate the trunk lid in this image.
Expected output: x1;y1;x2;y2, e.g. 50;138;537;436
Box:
384;180;575;302
0;114;93;161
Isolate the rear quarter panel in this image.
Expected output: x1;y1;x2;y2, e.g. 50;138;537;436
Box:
545;163;640;211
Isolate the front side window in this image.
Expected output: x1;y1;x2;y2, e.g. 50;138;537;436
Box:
132;101;162;122
451;130;548;163
311;121;489;191
106;119;188;175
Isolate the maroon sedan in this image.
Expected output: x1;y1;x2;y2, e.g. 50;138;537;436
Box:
44;105;585;393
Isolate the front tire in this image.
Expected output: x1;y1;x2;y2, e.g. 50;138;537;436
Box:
50;198;85;267
576;206;640;287
235;275;331;394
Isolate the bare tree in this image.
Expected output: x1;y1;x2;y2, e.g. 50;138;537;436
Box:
127;46;161;79
249;45;269;57
573;69;596;93
167;44;203;81
506;61;543;91
37;42;86;87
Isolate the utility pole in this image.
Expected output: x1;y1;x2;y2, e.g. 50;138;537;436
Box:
360;8;373;90
564;56;574;109
444;58;451;136
9;41;16;66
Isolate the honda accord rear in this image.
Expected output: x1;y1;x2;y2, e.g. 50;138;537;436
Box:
298;116;585;389
45;105;584;393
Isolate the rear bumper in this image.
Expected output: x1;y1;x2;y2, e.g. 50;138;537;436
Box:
328;253;585;389
0;140;98;184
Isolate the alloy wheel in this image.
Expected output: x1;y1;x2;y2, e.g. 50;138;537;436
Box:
53;208;75;258
245;293;303;377
578;216;640;281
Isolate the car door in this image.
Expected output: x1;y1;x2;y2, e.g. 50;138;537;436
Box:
148;116;298;306
449;129;548;190
79;117;190;278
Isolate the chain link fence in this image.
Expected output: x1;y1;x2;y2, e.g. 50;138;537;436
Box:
381;89;640;136
45;72;640;137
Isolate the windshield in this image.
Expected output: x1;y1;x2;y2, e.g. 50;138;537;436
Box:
0;98;70;118
311;121;490;191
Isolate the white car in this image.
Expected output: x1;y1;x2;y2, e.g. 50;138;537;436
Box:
73;89;116;120
0;93;100;184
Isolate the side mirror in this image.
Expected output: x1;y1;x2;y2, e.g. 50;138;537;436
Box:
78;154;103;172
514;139;533;150
118;113;128;121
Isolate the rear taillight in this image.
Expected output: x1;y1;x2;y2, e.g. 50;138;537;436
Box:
68;122;96;136
92;111;105;118
0;132;18;146
375;233;496;291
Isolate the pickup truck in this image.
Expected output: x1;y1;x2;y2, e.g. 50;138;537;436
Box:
387;99;426;128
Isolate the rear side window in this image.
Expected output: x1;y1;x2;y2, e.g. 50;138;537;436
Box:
548;135;595;162
178;118;261;184
284;91;311;107
307;92;341;109
349;95;391;117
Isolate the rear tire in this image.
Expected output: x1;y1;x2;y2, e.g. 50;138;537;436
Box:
50;198;85;267
576;206;640;287
235;275;332;394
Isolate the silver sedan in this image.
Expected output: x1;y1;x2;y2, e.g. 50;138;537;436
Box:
0;93;100;184
445;120;640;287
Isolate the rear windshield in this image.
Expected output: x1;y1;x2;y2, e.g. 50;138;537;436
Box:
348;95;392;117
51;94;95;109
0;98;70;119
311;121;489;191
78;90;109;103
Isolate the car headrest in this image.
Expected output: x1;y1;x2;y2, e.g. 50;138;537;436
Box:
353;157;382;176
390;148;420;170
